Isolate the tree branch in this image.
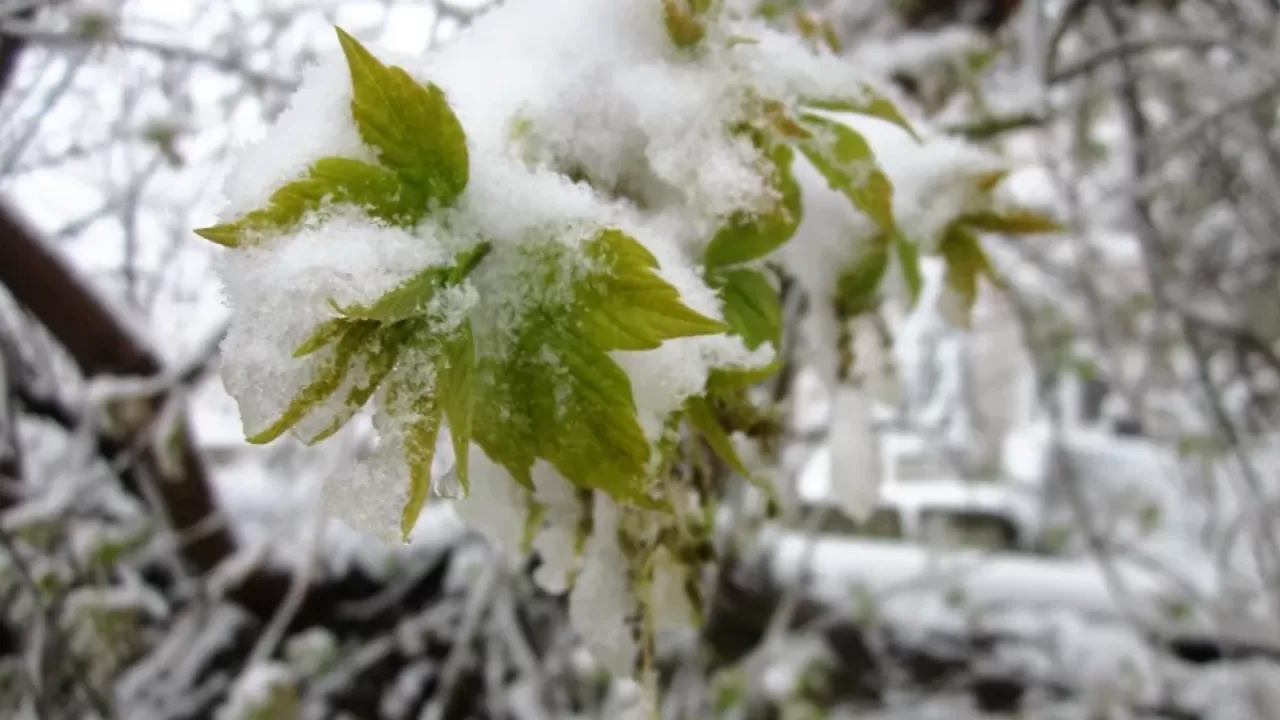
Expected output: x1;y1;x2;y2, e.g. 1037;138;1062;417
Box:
0;201;239;568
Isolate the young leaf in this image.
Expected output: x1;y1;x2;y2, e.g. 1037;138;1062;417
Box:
584;230;728;350
796;114;897;236
706;360;782;394
713;268;780;350
262;243;488;454
761;99;812;140
332;266;452;322
246;320;379;444
473;322;651;500
473;229;727;504
195;158;422;248
704;142;803;268
939;223;998;328
663;0;707;48
685;396;749;476
438;321;476;493
383;319;476;539
335;27;468;203
535;327;654;500
835;236;890;318
470;347;538;491
793;12;841;54
803;84;920;142
895;235;923;304
332;242;490;323
398;381;445;543
301;321;415;445
973;169;1009;195
293;318;350;358
958;208;1065;235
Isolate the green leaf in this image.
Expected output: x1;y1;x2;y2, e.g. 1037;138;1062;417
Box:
450;242;492;282
385;321;475;541
398;382;444;543
803;84;920;142
195;158;422;248
796;114;897;235
332;266;451;322
939;222;998;328
293;318;350;357
704;142;803;268
259;242;488;456
662;0;708;48
713;268;780;350
246;320;379;444
474;321;652;499
894;235;923;304
835;235;890;317
537;327;655;500
439;321;475;493
336;27;468;203
686;394;779;506
792;11;841;53
685;396;749;476
946;112;1047;141
584;230;728;350
761;99;812;139
471;354;538;490
706;360;781;394
332;242;490;323
974;169;1009;195
520;498;545;554
958;208;1065;235
473;229;725;503
301;321;415;444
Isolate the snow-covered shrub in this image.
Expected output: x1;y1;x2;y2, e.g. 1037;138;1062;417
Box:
200;0;1057;684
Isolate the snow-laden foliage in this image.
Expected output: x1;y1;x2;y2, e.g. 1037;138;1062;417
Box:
201;0;1059;682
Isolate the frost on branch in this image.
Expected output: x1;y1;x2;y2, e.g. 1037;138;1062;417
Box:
201;0;1059;680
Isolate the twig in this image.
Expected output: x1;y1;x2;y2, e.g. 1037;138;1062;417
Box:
0;524;112;717
0;23;296;90
0;43;91;176
419;557;500;720
246;471;327;666
1100;2;1280;623
1048;33;1233;83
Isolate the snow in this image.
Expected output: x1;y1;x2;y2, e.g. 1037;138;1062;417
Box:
527;463;584;594
451;446;532;565
779;111;1008;392
763;530;1185;633
213;0;908;551
63;580;168;623
196;0;1214;690
221;54;376;218
567;493;636;677
9;0;1280;715
602;678;654;720
800;447;1045;555
203;0;981;679
117;604;256;716
845;116;1005;252
779;152;872;388
218;216;450;441
848;27;989;78
826;384;883;522
650;547;697;633
216;661;296;720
